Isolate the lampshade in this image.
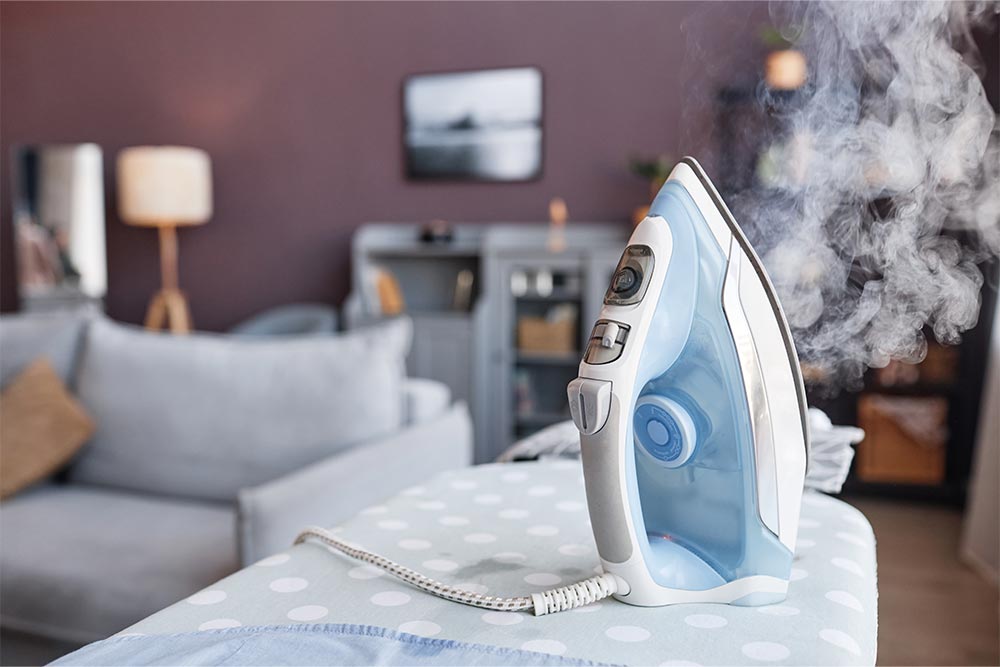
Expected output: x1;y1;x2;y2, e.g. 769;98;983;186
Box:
117;146;212;227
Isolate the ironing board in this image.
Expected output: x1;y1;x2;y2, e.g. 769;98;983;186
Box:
57;461;877;666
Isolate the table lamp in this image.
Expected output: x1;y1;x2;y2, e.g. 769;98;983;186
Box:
117;146;212;333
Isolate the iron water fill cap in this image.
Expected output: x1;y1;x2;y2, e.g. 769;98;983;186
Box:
634;395;696;467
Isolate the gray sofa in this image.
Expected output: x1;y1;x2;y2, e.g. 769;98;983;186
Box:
0;312;472;664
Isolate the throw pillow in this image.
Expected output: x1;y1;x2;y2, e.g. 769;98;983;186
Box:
0;359;95;499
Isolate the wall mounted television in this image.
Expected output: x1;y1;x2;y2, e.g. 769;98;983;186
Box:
403;67;543;182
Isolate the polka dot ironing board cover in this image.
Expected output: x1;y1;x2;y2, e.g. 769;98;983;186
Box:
89;462;879;666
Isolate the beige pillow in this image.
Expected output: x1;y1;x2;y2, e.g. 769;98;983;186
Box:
1;359;94;499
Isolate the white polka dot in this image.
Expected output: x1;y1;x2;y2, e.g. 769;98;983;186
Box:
377;519;409;531
499;509;529;520
660;661;701;666
790;568;809;581
254;553;290;567
438;515;470;526
527;525;559;537
482;611;522;626
450;480;478;490
423;559;459;572
555;501;586;512
820;628;861;656
524;572;562;586
401;486;426;496
606;625;651;642
501;471;529;482
198;618;241;631
521;639;567;655
464;532;498;544
370;591;411;607
684;614;728;629
831;557;864;576
571;602;604;613
455;582;489;594
493;552;527;564
187;590;227;605
360;505;389;515
348;565;384;580
758;604;800;616
825;590;863;612
798;518;821;528
398;620;441;637
741;641;790;661
835;531;868;547
398;539;432;551
527;485;555;497
473;494;502;505
558;544;592;557
416;500;446;511
796;538;816;550
269;577;308;593
287;605;328;621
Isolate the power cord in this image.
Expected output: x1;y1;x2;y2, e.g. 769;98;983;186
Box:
294;526;618;616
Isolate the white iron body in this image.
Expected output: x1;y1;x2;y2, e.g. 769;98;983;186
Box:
568;158;808;606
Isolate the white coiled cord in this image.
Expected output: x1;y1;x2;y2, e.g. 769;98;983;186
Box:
294;526;618;616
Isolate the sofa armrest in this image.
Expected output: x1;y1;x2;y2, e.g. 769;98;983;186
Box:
402;377;451;425
237;401;472;565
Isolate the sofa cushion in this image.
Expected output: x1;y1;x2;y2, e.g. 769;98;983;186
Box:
0;484;237;642
0;312;89;388
69;316;411;501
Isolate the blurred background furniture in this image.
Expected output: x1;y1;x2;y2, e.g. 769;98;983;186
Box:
228;303;338;337
116;146;213;334
344;222;628;463
0;312;472;665
9;143;106;314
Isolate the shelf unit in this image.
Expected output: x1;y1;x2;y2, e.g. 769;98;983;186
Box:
345;222;628;463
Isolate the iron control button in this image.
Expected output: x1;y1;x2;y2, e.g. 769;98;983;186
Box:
611;267;640;296
585;320;629;365
601;322;621;348
567;377;612;435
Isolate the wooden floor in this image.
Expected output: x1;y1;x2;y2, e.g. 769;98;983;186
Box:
846;496;1000;666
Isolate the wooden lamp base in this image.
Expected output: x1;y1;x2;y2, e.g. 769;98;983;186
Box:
143;224;193;334
144;288;192;334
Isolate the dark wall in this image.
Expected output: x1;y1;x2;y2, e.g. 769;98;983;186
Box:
1;2;771;329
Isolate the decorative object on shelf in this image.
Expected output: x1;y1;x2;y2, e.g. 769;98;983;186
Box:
628;154;673;225
11;143;107;312
857;395;948;485
419;219;454;244
374;268;405;316
117;146;212;334
547;197;567;253
517;303;578;355
452;269;475;312
403;67;543;182
760;26;807;91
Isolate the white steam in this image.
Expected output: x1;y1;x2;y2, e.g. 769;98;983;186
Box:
742;1;999;387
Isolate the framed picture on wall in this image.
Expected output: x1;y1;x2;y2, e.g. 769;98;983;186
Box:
403;67;543;182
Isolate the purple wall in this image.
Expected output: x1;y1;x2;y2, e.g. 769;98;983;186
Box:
1;2;769;329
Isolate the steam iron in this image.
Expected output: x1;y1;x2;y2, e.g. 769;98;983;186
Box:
568;157;809;607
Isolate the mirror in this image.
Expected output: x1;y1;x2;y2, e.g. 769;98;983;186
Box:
11;143;107;311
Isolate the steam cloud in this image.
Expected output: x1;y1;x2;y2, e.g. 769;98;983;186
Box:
738;1;999;387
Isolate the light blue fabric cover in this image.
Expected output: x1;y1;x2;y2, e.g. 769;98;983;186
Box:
96;462;877;666
0;311;89;388
54;624;602;666
69;316;412;502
